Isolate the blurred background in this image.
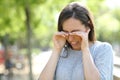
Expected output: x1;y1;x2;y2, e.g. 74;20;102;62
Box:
0;0;120;80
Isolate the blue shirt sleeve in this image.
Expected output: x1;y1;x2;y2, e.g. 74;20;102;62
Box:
94;42;113;80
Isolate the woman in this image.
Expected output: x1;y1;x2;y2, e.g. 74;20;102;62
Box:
39;2;113;80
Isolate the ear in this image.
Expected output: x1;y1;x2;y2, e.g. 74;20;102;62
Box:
85;27;90;33
87;28;90;33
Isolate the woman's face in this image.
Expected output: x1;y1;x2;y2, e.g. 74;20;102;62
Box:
63;18;88;50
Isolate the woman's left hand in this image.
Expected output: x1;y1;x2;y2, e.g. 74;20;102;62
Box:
71;29;90;51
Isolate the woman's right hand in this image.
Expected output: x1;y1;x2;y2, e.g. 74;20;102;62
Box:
53;32;67;53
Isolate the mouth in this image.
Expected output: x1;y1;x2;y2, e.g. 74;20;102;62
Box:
70;41;77;46
69;41;81;50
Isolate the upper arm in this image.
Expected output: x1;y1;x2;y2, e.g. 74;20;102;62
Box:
94;42;114;80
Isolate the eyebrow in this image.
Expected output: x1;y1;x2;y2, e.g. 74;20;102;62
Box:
63;30;81;33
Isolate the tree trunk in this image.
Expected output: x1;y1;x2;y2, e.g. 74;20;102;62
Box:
25;4;33;80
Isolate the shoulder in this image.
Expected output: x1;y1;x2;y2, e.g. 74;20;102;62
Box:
93;41;114;57
94;41;113;51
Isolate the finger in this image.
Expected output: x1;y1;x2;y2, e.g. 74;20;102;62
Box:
61;35;66;38
56;32;65;36
61;31;68;38
69;33;83;39
64;33;69;38
70;31;83;36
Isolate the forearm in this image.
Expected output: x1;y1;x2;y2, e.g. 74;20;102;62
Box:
82;48;100;80
39;50;60;80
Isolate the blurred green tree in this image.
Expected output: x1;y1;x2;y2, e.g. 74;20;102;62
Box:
0;0;120;79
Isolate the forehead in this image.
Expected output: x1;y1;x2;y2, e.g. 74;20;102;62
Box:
63;18;85;31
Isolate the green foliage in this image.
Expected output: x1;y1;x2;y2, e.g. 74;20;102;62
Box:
0;0;120;50
96;13;119;40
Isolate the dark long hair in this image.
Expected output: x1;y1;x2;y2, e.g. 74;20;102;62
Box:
58;2;96;47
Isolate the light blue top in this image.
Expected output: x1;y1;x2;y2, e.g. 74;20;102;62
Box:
54;41;113;80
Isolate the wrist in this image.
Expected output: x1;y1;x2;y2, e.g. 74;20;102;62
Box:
52;48;62;56
81;47;89;52
82;48;90;54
